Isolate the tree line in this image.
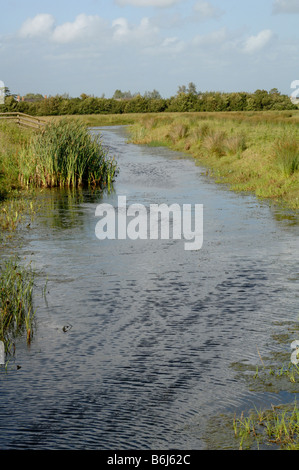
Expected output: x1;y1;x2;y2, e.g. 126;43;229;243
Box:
1;84;296;116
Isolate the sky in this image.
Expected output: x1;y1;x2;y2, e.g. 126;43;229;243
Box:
0;0;298;98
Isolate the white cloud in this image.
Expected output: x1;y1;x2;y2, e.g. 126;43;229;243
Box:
112;16;159;45
112;17;130;39
193;1;223;20
52;14;104;43
18;13;108;44
243;29;273;54
273;0;299;14
193;27;229;47
160;36;185;53
115;0;182;7
18;13;55;38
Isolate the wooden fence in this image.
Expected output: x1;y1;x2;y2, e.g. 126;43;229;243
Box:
0;112;46;130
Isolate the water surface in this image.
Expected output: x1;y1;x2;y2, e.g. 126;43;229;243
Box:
0;126;298;449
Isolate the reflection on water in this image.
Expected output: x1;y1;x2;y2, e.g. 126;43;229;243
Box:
0;126;298;450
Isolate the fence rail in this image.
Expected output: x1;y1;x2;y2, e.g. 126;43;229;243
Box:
0;112;46;130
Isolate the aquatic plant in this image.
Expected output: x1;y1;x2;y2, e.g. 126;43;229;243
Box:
0;256;36;352
233;402;299;450
18;119;118;188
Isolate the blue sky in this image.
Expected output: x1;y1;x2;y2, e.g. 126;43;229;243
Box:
0;0;298;98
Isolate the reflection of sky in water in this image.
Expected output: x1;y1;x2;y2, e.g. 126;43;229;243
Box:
0;126;298;450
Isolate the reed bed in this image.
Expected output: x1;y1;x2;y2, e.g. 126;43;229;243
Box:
18;119;118;188
0;256;36;353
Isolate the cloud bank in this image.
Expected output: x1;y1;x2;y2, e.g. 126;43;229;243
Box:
2;2;298;98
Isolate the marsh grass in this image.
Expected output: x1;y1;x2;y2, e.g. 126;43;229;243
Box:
128;111;299;209
201;130;228;157
0;256;36;353
274;138;299;176
224;133;247;156
18;119;118;189
0;121;33;195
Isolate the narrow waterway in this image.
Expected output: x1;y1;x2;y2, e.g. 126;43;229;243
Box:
0;126;298;449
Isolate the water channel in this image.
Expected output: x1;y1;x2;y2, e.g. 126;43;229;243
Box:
0;125;298;449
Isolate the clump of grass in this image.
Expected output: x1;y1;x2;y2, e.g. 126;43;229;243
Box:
201;130;227;157
0;256;36;352
274;138;299;176
168;122;190;142
233;402;299;450
190;123;211;144
18;119;118;188
199;123;211;139
225;134;247;156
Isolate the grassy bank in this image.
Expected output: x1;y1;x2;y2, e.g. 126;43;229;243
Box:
125;111;299;210
40;113;143;127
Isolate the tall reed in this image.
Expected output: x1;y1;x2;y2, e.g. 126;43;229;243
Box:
0;256;36;350
18;119;118;188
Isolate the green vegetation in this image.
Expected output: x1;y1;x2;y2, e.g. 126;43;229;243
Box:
233;402;299;450
0;256;36;351
18;119;118;188
230;358;299;450
0;118;118;190
127;111;299;210
274;138;299;177
2;85;296;116
0;120;32;196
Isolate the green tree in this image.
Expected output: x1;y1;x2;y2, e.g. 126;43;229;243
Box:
144;89;162;99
